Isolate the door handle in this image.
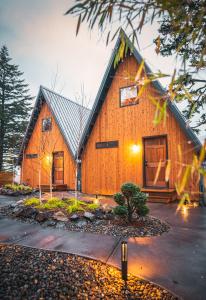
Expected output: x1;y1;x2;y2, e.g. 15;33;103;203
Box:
145;160;148;166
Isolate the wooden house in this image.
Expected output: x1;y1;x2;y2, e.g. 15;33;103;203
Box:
78;31;202;202
17;86;90;191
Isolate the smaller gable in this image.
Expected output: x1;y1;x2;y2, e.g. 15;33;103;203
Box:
17;86;91;164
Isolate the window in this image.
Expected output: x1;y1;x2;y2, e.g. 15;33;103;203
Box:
120;85;138;107
42;117;52;131
96;141;119;149
25;154;38;159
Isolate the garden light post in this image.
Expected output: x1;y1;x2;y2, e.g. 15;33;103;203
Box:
121;241;128;282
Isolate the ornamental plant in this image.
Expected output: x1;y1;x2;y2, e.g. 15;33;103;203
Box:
113;182;149;223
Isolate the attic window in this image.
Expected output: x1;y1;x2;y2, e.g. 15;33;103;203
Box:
120;85;138;107
42;117;52;132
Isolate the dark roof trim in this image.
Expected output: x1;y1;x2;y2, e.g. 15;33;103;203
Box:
78;30;202;156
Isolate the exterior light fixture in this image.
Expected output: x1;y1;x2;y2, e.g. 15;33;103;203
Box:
121;241;128;282
131;144;140;153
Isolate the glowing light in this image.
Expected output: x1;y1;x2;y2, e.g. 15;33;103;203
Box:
193;202;198;208
94;198;99;205
131;144;140;153
181;205;189;221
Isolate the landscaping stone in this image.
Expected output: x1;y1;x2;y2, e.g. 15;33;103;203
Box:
76;219;87;228
19;207;37;219
0;244;178;299
53;211;68;222
94;208;105;219
42;220;56;227
84;211;95;221
56;221;66;229
35;212;48;223
70;214;79;221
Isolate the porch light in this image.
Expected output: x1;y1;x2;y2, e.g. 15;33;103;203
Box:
121;241;128;281
131;144;140;153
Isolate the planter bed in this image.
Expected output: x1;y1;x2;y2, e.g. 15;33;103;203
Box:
0;244;178;300
0;202;170;238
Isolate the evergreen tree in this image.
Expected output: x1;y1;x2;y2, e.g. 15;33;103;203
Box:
0;45;32;171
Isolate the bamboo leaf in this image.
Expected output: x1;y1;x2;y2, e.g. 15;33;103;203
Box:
155;36;161;54
76;14;82;36
179;165;192;194
153;159;162;185
165;159;171;182
135;59;145;82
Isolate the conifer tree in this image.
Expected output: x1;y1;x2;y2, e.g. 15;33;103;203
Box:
0;45;32;170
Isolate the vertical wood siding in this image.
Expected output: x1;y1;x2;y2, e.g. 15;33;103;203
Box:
81;55;198;197
21;102;75;189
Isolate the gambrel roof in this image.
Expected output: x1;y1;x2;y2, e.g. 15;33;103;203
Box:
17;86;91;164
78;30;202;156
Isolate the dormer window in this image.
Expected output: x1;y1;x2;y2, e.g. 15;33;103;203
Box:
120;85;138;107
42;117;52;132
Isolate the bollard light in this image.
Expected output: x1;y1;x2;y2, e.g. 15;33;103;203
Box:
121;241;128;281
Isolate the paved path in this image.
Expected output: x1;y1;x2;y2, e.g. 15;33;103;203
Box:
0;195;206;299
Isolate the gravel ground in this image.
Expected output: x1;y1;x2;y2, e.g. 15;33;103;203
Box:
63;216;170;237
0;205;170;238
0;244;178;300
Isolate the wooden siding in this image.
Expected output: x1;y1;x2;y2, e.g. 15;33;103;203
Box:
81;55;198;198
21;102;75;189
0;172;13;186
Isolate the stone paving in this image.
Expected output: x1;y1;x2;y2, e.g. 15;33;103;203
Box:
0;194;206;299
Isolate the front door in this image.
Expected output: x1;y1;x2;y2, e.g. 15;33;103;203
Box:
53;152;64;184
143;136;168;188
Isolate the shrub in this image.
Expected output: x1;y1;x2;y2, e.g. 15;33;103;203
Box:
24;197;40;206
113;205;128;216
87;203;100;210
40;197;67;210
113;182;149;222
67;203;85;214
4;183;32;192
114;193;125;206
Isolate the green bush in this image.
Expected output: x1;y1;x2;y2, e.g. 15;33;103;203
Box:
114;193;125;206
40;197;67;210
113;205;128;216
24;197;40;206
4;183;32;192
113;182;149;222
87;203;100;210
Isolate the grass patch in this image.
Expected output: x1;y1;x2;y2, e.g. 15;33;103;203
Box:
24;196;100;213
24;198;40;206
4;184;32;192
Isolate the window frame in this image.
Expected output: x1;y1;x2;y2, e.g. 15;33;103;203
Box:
95;141;119;149
119;84;139;108
42;117;52;132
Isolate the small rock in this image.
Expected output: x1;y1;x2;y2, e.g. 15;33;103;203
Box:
94;209;105;219
56;222;66;229
53;211;68;222
70;214;79;221
43;220;56;227
35;212;48;223
76;220;87;227
84;212;95;221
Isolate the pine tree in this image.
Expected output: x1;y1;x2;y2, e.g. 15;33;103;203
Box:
0;45;32;171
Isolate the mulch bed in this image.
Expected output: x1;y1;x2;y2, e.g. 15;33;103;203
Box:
0;244;178;300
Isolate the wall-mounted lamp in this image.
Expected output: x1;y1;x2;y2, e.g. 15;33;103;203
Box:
121;241;128;281
131;144;140;154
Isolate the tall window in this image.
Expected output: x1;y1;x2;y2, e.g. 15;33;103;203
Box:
120;85;138;107
42;117;52;132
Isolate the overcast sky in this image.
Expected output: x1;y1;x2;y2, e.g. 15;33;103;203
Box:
0;0;205;141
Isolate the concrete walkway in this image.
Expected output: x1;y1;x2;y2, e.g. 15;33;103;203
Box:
0;195;206;300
